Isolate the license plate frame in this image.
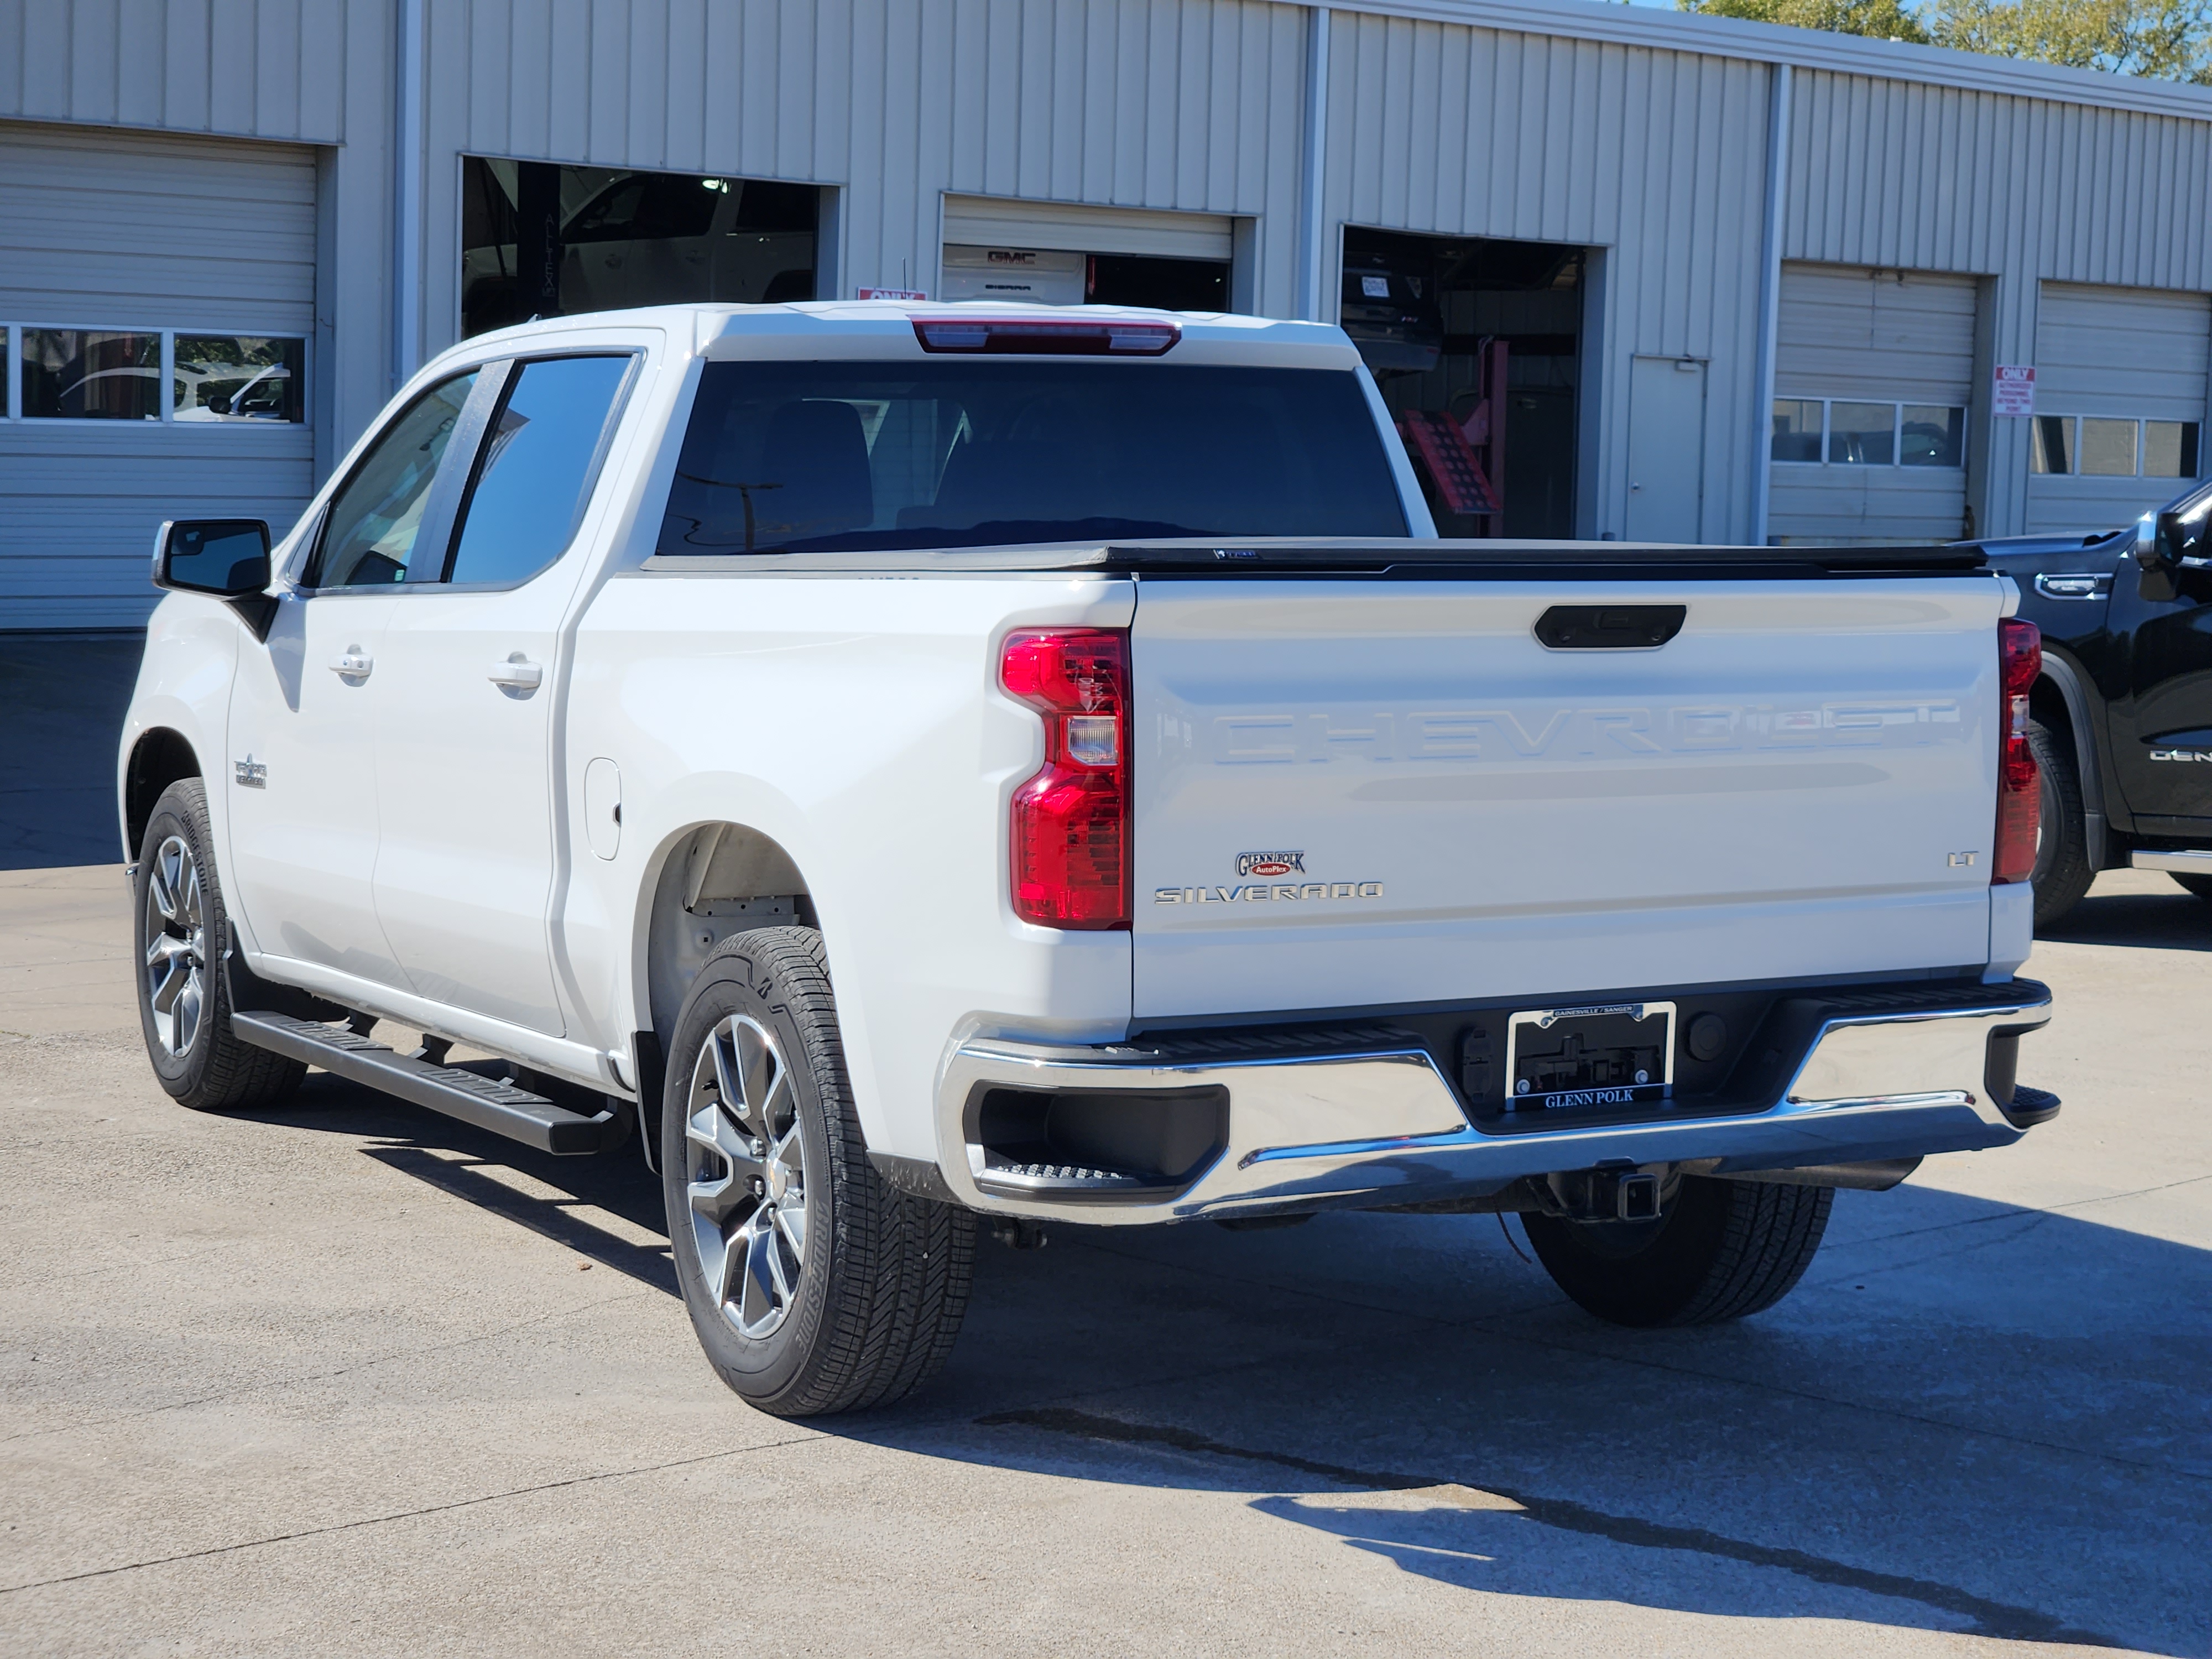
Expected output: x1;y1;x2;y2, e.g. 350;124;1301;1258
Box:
1502;1001;1676;1113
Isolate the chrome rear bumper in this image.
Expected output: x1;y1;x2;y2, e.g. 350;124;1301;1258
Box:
935;981;2053;1224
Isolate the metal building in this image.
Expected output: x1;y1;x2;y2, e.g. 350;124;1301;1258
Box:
5;0;2211;627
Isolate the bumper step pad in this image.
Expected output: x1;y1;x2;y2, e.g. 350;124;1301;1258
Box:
231;1010;623;1156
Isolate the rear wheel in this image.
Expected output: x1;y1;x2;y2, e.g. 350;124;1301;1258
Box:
1522;1175;1833;1327
132;779;305;1112
2029;718;2094;929
662;927;974;1416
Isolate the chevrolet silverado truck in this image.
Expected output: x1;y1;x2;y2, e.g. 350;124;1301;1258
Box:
119;301;2058;1416
1971;481;2212;926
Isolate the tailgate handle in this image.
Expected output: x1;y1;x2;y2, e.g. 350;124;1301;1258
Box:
1533;604;1686;650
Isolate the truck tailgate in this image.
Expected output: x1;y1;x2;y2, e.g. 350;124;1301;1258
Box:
1130;577;2004;1020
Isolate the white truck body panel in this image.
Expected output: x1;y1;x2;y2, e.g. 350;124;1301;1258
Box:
1130;578;2007;1018
560;569;1135;1159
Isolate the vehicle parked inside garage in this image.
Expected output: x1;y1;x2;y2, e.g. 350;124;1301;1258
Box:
119;300;2059;1416
1974;479;2212;925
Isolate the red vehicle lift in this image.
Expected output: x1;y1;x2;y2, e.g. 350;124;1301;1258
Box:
1395;338;1508;535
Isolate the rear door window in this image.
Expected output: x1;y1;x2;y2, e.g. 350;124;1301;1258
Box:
444;354;634;587
657;361;1408;554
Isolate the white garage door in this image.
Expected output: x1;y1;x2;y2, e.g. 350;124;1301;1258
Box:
1;121;318;630
940;195;1234;305
1768;263;1978;544
2025;281;2210;538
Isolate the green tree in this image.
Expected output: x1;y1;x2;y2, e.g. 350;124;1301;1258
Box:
1678;0;2212;80
1923;0;2212;79
1678;0;1929;43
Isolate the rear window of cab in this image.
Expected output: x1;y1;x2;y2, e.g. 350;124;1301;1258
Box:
656;359;1410;555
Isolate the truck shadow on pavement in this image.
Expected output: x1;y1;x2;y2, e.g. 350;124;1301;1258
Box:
239;1074;2208;1656
2039;879;2212;952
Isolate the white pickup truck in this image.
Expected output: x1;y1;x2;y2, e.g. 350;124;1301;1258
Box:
121;301;2058;1416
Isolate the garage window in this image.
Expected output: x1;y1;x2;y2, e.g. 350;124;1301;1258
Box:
2031;415;2200;478
7;326;305;424
1770;398;1965;467
1770;399;1822;462
173;336;302;423
1902;406;1964;467
20;328;160;420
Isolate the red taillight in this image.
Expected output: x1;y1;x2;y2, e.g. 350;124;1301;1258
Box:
1001;629;1130;928
912;317;1180;356
1994;618;2042;884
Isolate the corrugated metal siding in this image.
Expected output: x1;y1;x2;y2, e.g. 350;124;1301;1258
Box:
1786;70;2212;535
0;120;317;330
2026;280;2211;535
1327;12;1771;540
1767;262;1975;542
2037;281;2210;418
942;194;1235;258
1773;263;1975;404
421;0;1311;338
0;0;353;143
2;424;316;628
0;121;317;629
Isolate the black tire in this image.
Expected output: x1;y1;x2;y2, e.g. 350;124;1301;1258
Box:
1521;1175;1833;1327
2028;718;2094;929
661;927;974;1416
133;778;306;1112
2171;872;2212;902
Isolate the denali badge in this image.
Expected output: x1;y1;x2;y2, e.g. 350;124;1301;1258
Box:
2149;749;2212;761
234;757;267;789
1235;850;1305;877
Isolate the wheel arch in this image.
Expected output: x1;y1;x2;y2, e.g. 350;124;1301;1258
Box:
2033;647;2107;868
123;728;202;862
637;819;817;1063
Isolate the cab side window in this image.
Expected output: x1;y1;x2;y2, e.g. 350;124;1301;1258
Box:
444;355;633;587
304;371;479;588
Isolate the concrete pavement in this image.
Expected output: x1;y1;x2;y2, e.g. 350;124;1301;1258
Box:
0;867;2205;1656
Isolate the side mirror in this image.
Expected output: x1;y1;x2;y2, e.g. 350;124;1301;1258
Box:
2136;510;2184;601
152;519;276;636
154;518;270;596
2132;511;2164;573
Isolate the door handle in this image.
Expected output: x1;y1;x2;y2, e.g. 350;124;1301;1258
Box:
488;657;544;690
329;650;373;679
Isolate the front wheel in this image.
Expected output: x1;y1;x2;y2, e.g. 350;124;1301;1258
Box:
1522;1176;1833;1327
661;927;974;1416
133;779;305;1112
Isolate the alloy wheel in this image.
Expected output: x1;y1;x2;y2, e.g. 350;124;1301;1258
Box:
143;833;207;1058
685;1013;810;1339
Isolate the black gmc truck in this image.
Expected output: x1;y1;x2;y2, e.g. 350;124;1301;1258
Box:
1979;478;2212;925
